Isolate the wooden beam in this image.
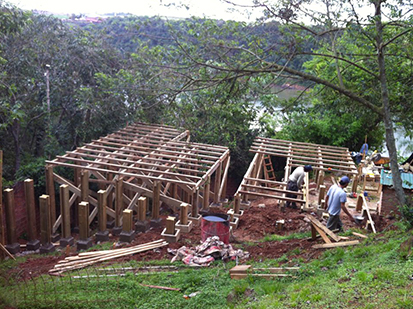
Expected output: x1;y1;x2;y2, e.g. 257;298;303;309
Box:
305;215;341;242
312;240;359;249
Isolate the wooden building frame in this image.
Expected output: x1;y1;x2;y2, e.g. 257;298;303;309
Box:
235;137;358;206
45;123;230;235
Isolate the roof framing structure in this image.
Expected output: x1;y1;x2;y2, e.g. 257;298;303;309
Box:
235;137;358;206
45;123;230;235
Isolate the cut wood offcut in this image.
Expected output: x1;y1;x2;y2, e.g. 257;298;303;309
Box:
229;265;299;280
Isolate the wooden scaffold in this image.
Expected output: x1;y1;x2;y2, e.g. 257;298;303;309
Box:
235;137;359;209
45;122;230;240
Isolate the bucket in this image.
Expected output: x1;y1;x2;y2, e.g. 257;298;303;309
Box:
201;214;230;244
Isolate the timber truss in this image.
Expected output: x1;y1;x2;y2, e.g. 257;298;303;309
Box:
45;122;230;235
235;137;358;207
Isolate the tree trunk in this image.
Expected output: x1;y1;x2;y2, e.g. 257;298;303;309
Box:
374;0;407;207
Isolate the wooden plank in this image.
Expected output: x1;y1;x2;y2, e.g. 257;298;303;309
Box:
352;232;368;239
305;215;341;242
361;195;376;233
238;190;305;204
312;240;359;249
311;223;332;244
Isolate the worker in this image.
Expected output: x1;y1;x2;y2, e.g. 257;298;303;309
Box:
286;165;313;209
325;176;357;231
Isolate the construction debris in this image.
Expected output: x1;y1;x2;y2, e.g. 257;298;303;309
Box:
49;239;168;274
168;236;249;267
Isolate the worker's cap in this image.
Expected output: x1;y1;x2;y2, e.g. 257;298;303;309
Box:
304;165;313;172
339;176;350;185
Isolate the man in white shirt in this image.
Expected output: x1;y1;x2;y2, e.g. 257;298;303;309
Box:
286;165;312;209
325;176;357;231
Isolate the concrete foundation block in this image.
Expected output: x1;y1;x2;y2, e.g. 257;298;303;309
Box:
161;228;181;243
119;231;135;243
95;230;110;243
51;233;61;243
233;210;244;218
112;226;123;236
39;243;55;254
5;243;21;254
106;220;115;229
77;238;93;251
26;239;41;251
188;214;202;226
59;237;74;248
150;218;163;228
176;220;193;233
135;220;150;233
230;216;239;229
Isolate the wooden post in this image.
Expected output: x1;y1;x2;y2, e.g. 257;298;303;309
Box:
203;176;211;210
317;171;325;190
191;189;199;218
180;203;189;225
138;197;147;221
152;181;160;220
45;165;56;231
97;190;107;232
351;175;358;193
234;193;241;214
24;180;37;243
78;201;89;240
318;185;326;206
39;195;54;253
166;216;175;235
59;184;74;247
213;162;222;204
0;151;3;259
60;185;70;239
115;177;124;227
80;170;89;202
96;190;109;242
122;209;133;232
4;189;20;253
77;201;92;250
356;194;363;212
73;167;80;229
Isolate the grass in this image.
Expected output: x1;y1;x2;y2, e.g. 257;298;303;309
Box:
2;226;413;308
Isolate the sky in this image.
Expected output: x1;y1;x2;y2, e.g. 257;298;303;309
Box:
6;0;261;21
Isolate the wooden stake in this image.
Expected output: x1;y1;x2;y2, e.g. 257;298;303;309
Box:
180;203;189;225
78;201;89;240
166;216;175;234
137;197;146;221
234;193;241;214
97;190;107;232
122;209;133;232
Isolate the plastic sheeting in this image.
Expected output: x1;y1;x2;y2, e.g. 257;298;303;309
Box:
381;169;413;189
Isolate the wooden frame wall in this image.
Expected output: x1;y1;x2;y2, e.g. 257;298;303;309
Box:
235;137;358;205
46;123;230;234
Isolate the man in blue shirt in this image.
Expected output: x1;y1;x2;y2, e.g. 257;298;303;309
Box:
325;176;357;231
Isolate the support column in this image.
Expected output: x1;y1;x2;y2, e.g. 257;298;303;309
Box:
4;189;20;254
135;196;149;232
317;171;325;190
213;163;222;205
0;150;4;259
59;184;74;247
80;170;89;202
96;190;109;242
72;167;80;233
46;165;59;242
106;173;115;229
351;175;359;193
202;176;211;210
318;185;326;207
24;179;40;251
39;195;55;254
77;201;92;251
150;181;162;227
113;177;124;235
119;209;135;243
176;203;193;233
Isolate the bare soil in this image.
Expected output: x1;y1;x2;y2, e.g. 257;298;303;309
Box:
8;185;404;279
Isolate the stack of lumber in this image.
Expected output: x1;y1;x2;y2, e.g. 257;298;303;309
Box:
306;215;360;249
230;265;299;280
49;239;168;274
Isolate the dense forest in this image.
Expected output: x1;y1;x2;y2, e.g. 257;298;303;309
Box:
1;0;412;209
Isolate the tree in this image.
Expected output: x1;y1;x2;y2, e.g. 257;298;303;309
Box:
156;0;412;207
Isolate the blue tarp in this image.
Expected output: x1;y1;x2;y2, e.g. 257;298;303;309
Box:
381;169;413;189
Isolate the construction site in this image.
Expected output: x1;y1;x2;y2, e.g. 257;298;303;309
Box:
0;122;401;278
